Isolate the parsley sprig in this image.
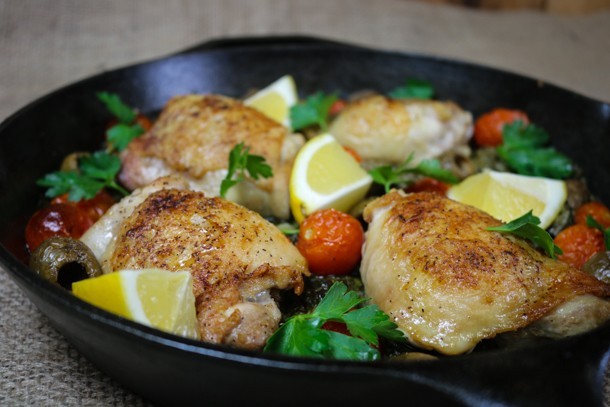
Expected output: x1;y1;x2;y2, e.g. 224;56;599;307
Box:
220;142;273;198
497;121;573;179
487;211;563;258
36;92;144;202
369;153;459;193
389;78;434;100
587;215;610;250
96;92;145;152
290;91;338;132
264;282;404;361
37;151;128;201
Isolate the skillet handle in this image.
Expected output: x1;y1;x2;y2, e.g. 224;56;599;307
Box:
385;327;610;406
174;35;362;55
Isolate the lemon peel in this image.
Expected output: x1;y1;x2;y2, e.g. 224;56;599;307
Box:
447;169;566;229
244;75;297;127
289;133;372;223
72;269;199;339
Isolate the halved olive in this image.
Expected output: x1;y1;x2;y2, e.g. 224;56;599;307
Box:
583;251;610;284
29;236;102;289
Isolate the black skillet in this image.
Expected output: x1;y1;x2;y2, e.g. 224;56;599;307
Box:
1;36;609;407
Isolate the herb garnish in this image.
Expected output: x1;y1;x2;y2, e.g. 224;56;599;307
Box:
264;282;404;361
36;92;143;201
369;153;459;193
497;121;573;179
290;91;338;132
389;78;434;100
220;142;273;198
96;92;144;152
586;215;610;250
276;223;300;236
487;211;563;258
37;151;128;201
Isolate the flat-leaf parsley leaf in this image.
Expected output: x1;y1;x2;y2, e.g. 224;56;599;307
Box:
586;215;610;250
389;78;434;100
37;151;128;201
369;153;458;193
220;142;273;198
106;123;144;152
290;91;337;132
487;211;563;258
96;92;145;152
497;121;573;179
96;92;138;125
264;282;404;361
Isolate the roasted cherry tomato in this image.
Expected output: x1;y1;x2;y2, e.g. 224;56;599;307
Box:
322;319;379;350
554;224;605;269
474;108;530;147
329;99;347;116
574;201;610;229
405;177;450;195
296;209;364;275
321;320;351;336
52;190;116;225
25;204;91;251
27;191;116;252
134;114;153;131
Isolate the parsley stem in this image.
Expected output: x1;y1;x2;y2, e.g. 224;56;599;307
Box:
107;181;129;197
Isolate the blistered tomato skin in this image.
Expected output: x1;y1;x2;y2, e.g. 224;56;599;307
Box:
474;108;530;147
26;191;116;252
554;224;605;269
52;190;116;225
405;177;450;195
574;201;610;229
25;204;90;252
296;208;364;275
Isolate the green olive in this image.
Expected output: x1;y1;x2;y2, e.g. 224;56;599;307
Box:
29;236;102;289
582;251;610;284
60;152;89;172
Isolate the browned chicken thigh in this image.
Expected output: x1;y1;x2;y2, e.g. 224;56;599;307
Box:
328;95;473;167
119;94;304;219
81;177;309;349
361;191;610;355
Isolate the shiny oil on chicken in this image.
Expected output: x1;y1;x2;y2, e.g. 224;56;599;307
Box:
361;191;610;355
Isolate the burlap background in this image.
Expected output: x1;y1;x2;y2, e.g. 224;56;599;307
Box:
1;1;609;405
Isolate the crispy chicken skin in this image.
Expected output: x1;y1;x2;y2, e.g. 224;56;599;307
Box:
119;94;304;219
82;178;309;350
80;176;190;272
328;95;472;166
361;191;610;355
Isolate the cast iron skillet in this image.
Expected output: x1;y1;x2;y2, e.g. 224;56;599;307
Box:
1;36;610;407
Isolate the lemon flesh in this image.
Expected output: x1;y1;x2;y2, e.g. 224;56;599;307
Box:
290;133;373;223
447;170;567;229
244;75;297;127
72;269;199;339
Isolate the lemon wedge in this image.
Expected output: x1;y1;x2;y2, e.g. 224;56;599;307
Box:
244;74;297;127
72;269;199;339
447;169;567;229
289;133;373;223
